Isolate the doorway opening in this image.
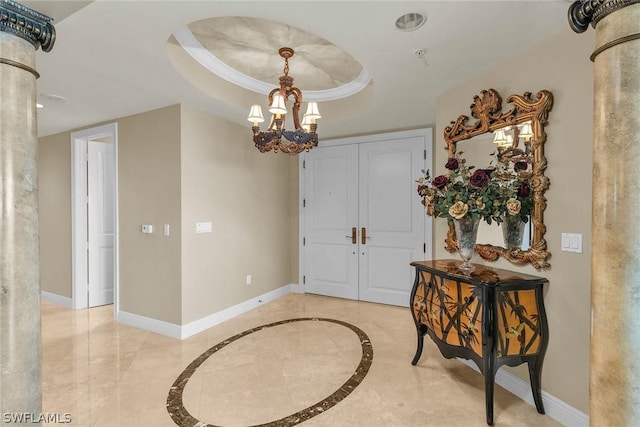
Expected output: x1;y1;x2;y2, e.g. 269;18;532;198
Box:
71;123;118;312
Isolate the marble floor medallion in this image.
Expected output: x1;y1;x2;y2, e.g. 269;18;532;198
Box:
166;317;374;426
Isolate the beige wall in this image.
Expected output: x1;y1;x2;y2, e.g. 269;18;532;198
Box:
435;30;594;413
179;105;297;324
117;105;182;324
290;159;299;282
38;132;72;297
38;103;298;327
38;105;183;324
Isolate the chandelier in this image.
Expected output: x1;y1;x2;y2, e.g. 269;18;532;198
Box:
247;47;321;154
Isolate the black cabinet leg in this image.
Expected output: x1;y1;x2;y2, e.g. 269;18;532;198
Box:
411;325;426;365
528;359;545;414
484;359;496;425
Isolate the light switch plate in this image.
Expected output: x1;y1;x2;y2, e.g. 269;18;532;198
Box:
561;233;583;253
196;222;212;233
141;224;153;234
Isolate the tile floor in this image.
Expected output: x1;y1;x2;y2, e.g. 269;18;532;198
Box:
41;293;561;426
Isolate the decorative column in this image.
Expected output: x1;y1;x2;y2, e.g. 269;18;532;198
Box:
569;1;640;425
0;0;55;421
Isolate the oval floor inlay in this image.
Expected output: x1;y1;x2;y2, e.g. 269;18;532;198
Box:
166;318;373;427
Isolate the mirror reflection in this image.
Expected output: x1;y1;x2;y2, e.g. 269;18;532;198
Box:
463;126;534;251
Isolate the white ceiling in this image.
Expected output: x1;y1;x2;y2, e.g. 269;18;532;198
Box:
28;1;574;140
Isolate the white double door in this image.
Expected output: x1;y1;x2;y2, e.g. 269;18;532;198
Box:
302;130;431;307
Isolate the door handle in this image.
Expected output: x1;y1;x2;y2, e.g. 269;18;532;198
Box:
345;227;357;244
361;227;371;244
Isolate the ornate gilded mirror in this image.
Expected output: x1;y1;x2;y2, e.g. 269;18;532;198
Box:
443;89;553;269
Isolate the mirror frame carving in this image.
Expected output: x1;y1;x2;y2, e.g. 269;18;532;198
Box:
443;88;553;269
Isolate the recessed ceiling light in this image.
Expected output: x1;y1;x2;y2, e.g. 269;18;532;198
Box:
395;13;426;31
36;103;44;109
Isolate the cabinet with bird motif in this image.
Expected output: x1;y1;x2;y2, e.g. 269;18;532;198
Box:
409;259;549;425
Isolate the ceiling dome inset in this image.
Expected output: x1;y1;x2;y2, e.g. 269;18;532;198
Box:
173;16;371;102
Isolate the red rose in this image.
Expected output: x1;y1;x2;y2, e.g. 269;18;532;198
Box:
514;161;528;171
517;182;531;198
469;170;489;187
444;158;459;170
432;175;449;189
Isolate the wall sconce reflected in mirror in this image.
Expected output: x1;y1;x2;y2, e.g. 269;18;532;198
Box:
493;129;510;147
505;133;514;146
519;121;533;141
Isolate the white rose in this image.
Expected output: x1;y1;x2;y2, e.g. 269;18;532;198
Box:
506;198;521;216
448;201;469;219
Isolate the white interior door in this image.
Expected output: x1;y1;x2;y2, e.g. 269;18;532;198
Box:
88;140;115;307
304;144;359;300
302;130;431;307
358;138;426;306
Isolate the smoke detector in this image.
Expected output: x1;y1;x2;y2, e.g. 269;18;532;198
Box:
37;93;67;109
40;93;67;103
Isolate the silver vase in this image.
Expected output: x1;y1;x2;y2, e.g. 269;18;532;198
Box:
453;216;480;271
502;214;526;249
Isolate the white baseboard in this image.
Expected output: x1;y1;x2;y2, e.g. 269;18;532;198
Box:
116;310;182;339
180;284;295;339
458;359;588;426
41;291;73;308
115;284;296;340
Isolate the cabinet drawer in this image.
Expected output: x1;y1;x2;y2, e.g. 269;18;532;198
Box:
412;271;483;357
425;306;483;357
414;272;483;322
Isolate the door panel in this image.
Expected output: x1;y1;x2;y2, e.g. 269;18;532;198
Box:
304;145;359;300
367;150;414;232
366;246;415;292
88;140;115;307
358;137;426;306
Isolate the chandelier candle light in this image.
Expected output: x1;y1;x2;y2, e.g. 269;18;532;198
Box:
247;47;321;154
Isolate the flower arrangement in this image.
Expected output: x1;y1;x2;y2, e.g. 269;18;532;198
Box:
417;151;533;225
417;151;502;224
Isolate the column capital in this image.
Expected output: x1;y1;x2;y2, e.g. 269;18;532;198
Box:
568;0;640;33
0;0;55;51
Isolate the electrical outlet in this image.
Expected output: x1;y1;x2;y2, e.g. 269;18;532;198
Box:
246;274;252;285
